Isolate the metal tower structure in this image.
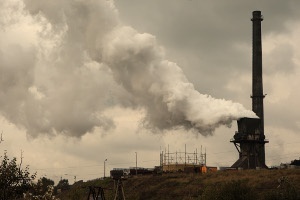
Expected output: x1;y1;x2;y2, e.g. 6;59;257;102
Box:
114;179;126;200
231;11;269;169
86;186;106;200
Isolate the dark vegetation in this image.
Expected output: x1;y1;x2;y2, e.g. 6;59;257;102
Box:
0;152;36;200
57;169;300;200
0;152;66;199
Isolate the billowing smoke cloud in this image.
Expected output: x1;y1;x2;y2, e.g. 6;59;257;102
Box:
0;0;256;138
102;26;256;134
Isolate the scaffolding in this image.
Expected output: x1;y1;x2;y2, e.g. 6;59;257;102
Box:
160;144;206;172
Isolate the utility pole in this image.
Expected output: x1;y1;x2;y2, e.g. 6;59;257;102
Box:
135;152;137;176
19;150;24;172
104;159;107;178
185;144;186;166
0;131;4;144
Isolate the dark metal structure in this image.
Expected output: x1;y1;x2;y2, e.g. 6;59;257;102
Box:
110;170;126;200
231;11;269;169
85;186;106;200
113;179;126;200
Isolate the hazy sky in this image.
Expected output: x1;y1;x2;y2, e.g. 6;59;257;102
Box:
1;0;299;184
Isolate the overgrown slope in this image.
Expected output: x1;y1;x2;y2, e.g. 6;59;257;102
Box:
57;169;300;200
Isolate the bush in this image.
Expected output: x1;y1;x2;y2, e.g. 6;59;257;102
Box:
55;179;70;194
200;180;257;200
23;185;60;200
263;176;299;200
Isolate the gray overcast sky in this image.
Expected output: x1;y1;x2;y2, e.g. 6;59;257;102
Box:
0;0;300;184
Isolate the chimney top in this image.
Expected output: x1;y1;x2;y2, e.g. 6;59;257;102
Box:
252;10;263;21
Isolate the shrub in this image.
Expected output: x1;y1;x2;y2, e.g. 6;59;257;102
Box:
263;176;299;200
23;185;60;200
200;179;257;200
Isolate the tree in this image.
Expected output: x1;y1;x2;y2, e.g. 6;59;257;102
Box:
55;179;70;194
36;177;55;195
0;151;36;200
23;177;60;200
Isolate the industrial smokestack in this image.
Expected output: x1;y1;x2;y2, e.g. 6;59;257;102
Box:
251;10;265;134
231;11;268;169
251;11;267;166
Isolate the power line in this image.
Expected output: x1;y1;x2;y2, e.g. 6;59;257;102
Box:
266;152;300;161
32;159;160;172
33;164;102;171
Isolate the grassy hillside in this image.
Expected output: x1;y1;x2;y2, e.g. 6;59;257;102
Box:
57;169;300;200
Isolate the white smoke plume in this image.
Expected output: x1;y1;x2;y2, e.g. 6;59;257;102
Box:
0;0;256;138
